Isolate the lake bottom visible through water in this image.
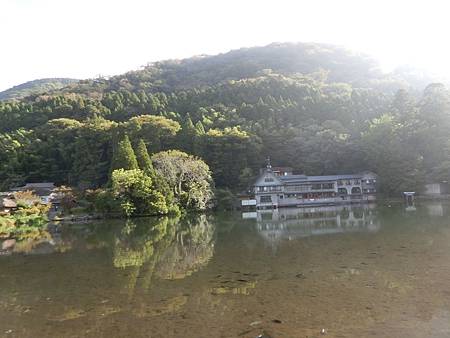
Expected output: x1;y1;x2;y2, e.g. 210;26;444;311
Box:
1;202;450;337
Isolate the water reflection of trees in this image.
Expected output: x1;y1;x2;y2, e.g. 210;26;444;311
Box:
111;214;215;295
113;218;170;269
5;214;216;295
0;214;216;334
154;215;215;280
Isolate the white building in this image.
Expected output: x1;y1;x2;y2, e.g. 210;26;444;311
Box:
254;164;377;209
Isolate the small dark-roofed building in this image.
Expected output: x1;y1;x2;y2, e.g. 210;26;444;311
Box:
11;182;57;204
12;182;55;192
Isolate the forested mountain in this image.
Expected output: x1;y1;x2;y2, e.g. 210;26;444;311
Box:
1;42;449;196
0;78;79;101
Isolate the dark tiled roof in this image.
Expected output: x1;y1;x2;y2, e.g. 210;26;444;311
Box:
272;167;293;172
13;182;55;189
307;174;364;181
11;183;56;196
278;174;307;183
279;174;364;183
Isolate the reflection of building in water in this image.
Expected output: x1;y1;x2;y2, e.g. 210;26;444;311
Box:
255;205;380;243
426;202;445;217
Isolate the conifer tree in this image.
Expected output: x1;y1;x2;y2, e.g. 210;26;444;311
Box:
134;138;174;206
110;135;139;172
195;121;205;135
185;114;196;131
135;139;156;176
177;114;197;153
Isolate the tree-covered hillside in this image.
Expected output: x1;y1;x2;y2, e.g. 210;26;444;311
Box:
1;42;449;196
0;78;79;101
51;43;424;96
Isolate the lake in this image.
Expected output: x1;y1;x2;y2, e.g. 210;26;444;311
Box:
1;202;450;337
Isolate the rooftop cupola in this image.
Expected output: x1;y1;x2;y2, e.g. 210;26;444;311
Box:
266;157;272;172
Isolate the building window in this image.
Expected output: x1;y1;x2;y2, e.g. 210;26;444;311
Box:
260;196;272;203
311;183;334;190
354;180;360;185
267;186;281;192
257;186;279;192
338;188;348;195
279;195;284;199
264;177;274;182
285;185;309;192
351;187;361;194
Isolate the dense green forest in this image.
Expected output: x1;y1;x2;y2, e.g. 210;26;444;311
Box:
0;78;79;101
1;42;449;196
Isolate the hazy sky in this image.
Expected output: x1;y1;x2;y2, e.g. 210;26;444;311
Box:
1;0;449;91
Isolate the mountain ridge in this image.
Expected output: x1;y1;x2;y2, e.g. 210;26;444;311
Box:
0;78;79;101
1;42;439;102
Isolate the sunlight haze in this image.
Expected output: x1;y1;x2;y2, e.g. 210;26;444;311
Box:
3;2;450;336
1;0;449;90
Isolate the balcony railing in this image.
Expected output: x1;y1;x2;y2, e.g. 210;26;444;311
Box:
256;186;282;193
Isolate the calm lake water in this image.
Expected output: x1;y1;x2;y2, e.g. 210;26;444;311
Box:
2;202;450;337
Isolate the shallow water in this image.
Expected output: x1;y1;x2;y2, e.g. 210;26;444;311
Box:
2;202;450;337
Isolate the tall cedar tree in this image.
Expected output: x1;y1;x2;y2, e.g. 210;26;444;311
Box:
135;138;174;205
135;139;156;176
110;135;139;173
